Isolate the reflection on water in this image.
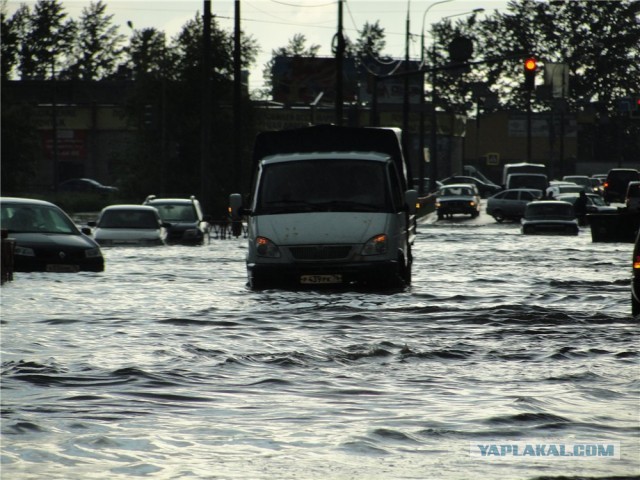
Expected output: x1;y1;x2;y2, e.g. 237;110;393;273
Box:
1;221;638;479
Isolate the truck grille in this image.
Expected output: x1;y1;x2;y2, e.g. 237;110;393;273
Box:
289;245;352;261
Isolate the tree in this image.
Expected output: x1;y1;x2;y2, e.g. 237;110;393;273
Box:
17;0;74;80
348;21;386;59
1;0;22;80
65;0;125;80
117;27;174;81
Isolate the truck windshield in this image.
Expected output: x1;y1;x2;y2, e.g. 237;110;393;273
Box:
255;160;392;214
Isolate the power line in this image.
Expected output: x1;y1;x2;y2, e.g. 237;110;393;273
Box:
268;0;336;7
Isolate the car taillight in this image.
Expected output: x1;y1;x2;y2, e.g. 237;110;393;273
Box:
603;181;609;188
634;255;640;270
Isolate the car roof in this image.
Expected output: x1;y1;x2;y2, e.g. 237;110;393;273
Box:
101;204;158;211
1;196;58;207
145;198;195;204
262;151;390;164
530;200;572;205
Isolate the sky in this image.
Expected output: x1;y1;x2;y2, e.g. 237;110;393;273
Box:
6;0;511;93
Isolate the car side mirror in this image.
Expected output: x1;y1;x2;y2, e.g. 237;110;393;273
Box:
81;227;92;235
87;221;97;227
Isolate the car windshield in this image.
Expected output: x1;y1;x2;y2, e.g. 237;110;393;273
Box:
256;160;391;214
153;204;196;222
98;210;159;229
440;186;474;196
525;202;574;219
1;204;79;234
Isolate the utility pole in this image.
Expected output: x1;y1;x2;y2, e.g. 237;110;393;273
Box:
234;0;242;191
335;0;345;125
402;1;410;141
201;0;212;209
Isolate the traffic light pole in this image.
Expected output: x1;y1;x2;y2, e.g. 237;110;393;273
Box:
526;89;532;162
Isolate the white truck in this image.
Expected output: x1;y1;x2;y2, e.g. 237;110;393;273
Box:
229;124;418;289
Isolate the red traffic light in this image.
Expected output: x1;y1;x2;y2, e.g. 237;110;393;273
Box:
524;58;537;71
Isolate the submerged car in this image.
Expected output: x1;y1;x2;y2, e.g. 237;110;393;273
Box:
436;184;481;220
143;195;211;245
0;197;104;272
89;205;168;246
486;188;542;223
521;200;579;235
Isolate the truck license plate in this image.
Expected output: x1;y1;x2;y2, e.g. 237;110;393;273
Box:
300;274;342;284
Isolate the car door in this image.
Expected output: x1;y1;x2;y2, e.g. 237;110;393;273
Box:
516;190;537;216
500;190;520;216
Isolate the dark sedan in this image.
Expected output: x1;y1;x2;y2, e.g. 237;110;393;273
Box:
58;178;118;195
1;197;104;272
440;175;501;198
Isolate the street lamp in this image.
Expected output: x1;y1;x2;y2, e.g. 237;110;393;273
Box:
417;0;453;195
419;5;484;193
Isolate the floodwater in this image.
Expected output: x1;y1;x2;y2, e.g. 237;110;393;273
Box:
1;214;639;479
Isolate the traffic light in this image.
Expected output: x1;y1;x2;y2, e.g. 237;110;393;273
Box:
524;57;537;91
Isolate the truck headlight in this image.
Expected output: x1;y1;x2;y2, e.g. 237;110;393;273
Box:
361;234;388;256
256;236;280;258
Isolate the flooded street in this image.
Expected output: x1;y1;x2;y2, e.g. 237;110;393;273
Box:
1;213;639;479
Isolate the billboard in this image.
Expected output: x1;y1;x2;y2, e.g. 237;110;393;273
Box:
272;56;358;104
271;55;423;106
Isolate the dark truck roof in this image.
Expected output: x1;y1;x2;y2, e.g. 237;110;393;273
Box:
251;124;412;190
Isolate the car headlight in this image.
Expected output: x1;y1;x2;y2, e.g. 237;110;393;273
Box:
255;236;280;258
14;245;35;256
84;248;102;258
361;234;388;256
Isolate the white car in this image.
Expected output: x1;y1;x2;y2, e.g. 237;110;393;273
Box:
435;183;481;220
89;205;168;246
546;181;584;198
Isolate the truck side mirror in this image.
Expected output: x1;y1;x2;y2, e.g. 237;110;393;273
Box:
405;189;418;215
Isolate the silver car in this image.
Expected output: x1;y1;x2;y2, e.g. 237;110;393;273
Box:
486;188;542;223
89;205;168;246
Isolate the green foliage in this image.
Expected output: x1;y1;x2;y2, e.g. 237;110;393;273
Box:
65;0;125;80
17;0;75;80
348;21;387;59
440;0;640;112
